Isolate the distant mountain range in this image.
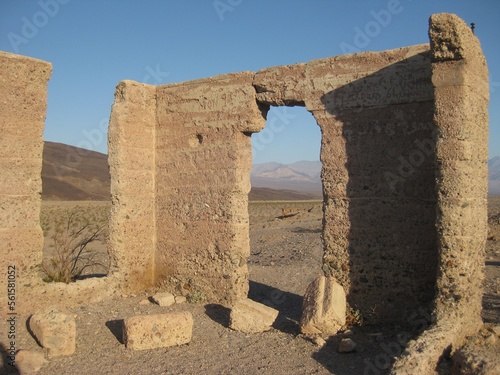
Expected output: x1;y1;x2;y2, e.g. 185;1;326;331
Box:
41;142;321;201
40;142;500;200
250;160;323;196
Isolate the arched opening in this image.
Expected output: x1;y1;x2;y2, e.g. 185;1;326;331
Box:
248;105;323;332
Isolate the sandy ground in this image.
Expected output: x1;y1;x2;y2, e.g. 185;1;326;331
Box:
1;199;500;374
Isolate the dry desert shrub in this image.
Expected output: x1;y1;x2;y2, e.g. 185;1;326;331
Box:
40;206;108;283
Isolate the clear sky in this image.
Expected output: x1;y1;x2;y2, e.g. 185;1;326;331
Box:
1;0;499;165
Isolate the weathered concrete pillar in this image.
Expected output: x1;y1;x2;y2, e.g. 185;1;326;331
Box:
0;52;51;310
108;80;157;293
392;13;489;374
155;72;266;305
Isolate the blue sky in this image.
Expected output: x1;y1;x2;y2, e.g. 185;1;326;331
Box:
1;0;499;164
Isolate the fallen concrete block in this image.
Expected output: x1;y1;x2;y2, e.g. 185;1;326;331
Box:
15;349;48;374
300;276;346;336
151;292;175;307
123;311;193;350
229;298;279;333
29;307;76;358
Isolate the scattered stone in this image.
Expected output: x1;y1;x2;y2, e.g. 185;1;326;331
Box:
123;312;193;350
312;336;326;347
175;295;187;304
300;276;346;336
29;307;76;358
229;298;279;333
489;325;500;337
485;334;498;346
139;299;151;305
338;338;357;353
151;292;175;307
15;350;47;374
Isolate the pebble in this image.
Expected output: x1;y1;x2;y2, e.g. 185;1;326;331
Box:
312;337;326;347
338;338;357;353
485;334;498;346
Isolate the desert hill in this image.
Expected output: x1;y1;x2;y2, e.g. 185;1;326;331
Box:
41;142;321;201
42;142;500;200
42;141;110;200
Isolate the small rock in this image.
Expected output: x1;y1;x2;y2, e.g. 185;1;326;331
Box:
338;338;357;353
312;337;326;347
490;325;500;337
151;292;175;307
485;334;498;346
175;295;187;304
139;299;151;305
15;350;47;374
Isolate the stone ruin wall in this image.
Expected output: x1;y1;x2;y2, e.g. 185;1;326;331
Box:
109;44;439;323
0;13;490;373
0;52;51;312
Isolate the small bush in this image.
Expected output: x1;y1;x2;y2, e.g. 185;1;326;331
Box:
187;290;206;304
41;210;107;283
345;307;363;327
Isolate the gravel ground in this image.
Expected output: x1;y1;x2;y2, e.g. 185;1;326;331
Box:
1;199;499;375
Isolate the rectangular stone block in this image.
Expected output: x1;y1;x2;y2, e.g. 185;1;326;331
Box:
300;276;346;336
230;298;278;333
123;312;193;350
29;307;76;358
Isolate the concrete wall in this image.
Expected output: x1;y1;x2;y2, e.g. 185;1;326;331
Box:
393;14;490;374
154;73;265;304
0;52;51;310
254;45;437;324
107;14;488;331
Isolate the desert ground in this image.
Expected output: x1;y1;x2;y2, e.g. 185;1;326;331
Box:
1;199;500;374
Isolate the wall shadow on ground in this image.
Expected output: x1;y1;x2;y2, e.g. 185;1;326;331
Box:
105;319;124;345
204;281;302;334
248;280;303;334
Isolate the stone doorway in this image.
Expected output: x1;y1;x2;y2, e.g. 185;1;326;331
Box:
247;105;323;332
